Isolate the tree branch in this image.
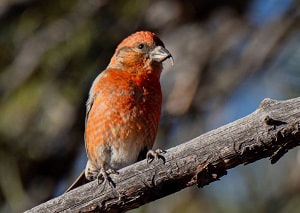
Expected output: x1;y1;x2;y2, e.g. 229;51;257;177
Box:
26;97;300;212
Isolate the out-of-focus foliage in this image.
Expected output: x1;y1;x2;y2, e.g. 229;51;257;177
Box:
0;0;300;212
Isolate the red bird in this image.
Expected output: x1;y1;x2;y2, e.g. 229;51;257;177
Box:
67;31;173;191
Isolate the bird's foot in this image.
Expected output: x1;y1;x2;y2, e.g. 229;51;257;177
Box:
146;149;166;164
97;168;118;188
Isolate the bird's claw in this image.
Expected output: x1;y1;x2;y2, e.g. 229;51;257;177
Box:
97;168;118;187
146;149;166;164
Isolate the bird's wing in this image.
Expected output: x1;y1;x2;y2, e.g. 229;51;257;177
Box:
85;90;94;127
84;72;104;151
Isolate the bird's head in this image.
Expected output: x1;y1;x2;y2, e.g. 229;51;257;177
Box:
108;31;173;77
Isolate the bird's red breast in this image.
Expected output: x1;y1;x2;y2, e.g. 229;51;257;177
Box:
85;68;162;169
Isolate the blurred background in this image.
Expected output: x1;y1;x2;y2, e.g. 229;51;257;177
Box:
0;0;300;212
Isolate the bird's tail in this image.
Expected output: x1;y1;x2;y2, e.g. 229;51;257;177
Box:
65;170;89;192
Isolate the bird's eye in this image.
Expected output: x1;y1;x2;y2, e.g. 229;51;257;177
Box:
137;43;145;49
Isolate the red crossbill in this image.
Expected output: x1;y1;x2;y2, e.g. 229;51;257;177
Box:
67;31;173;191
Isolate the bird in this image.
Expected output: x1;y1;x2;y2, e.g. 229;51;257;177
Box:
66;31;173;192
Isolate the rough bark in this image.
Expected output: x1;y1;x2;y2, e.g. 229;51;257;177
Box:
26;97;300;212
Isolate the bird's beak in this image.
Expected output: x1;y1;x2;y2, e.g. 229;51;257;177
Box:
150;46;174;66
